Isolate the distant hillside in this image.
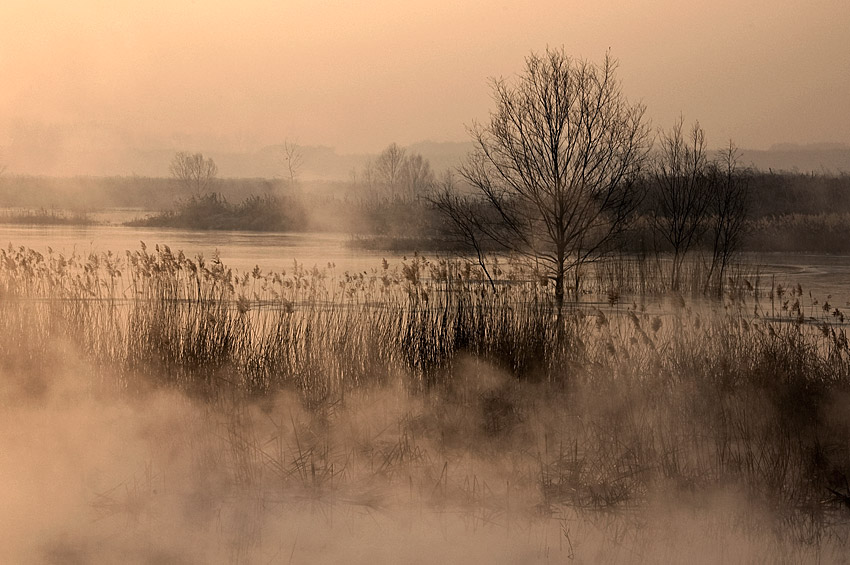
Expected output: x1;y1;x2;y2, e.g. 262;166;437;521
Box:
225;142;475;181
3;136;848;178
214;145;369;181
0;140;371;181
209;141;473;181
740;143;850;174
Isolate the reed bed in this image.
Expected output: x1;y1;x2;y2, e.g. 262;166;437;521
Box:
0;244;580;397
2;243;850;559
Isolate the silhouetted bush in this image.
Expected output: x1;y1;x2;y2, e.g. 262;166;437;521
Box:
129;193;307;231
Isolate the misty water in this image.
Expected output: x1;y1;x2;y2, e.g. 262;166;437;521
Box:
5;223;850;562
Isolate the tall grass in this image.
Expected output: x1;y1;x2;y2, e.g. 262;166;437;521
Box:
2;243;850;551
0;245;577;396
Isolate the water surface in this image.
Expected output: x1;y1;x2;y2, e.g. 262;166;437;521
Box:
0;224;403;276
2;223;850;302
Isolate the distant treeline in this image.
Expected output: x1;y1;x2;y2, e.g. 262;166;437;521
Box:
727;171;850;252
748;172;850;217
5;171;850;253
3;170;849;215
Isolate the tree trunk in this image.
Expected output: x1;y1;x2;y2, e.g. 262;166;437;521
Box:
555;269;565;312
554;253;567;345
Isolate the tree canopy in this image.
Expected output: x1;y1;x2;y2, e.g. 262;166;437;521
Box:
447;48;651;306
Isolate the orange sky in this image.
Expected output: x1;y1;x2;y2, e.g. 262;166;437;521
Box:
1;0;848;171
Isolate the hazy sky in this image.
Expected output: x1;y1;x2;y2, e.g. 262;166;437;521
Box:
1;0;848;166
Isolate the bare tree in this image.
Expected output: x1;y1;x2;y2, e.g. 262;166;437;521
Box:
401;152;436;199
649;118;712;291
454;48;650;309
360;158;379;191
705;141;751;295
169;152;218;195
430;171;497;291
281;139;303;187
361;144;436;200
375;142;407;196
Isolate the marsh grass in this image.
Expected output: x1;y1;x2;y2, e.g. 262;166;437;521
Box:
0;207;95;226
2;243;850;559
